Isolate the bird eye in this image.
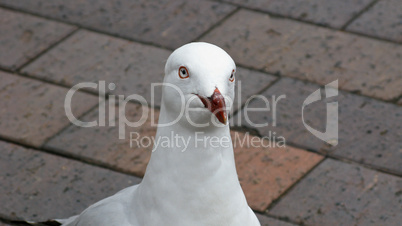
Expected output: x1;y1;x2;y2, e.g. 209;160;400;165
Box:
229;69;235;82
178;66;189;79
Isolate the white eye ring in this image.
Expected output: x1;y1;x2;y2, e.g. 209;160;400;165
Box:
229;69;235;82
179;66;189;79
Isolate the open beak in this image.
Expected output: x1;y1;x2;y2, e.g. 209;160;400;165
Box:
196;88;227;125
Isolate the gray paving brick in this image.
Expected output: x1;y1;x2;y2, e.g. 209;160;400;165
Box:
347;0;402;43
0;72;98;147
233;67;277;113
22;31;271;109
270;159;402;225
202;9;402;101
0;140;141;221
45;102;157;177
22;30;171;107
0;0;236;49
256;214;296;226
225;0;372;28
0;8;75;70
232;77;402;173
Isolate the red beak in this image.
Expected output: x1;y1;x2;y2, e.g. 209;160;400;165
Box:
197;88;227;125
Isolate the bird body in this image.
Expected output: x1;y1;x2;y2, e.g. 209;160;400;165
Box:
32;42;260;226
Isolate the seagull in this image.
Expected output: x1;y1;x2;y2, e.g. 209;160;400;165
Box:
16;42;260;226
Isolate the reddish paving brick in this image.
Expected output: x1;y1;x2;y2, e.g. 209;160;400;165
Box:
0;0;236;49
45;102;158;177
270;159;402;225
232;131;324;211
0;72;98;147
225;0;372;28
22;30;171;107
232;67;277;113
232;77;402;173
347;0;402;43
0;140;141;221
202;10;402;101
0;8;75;70
256;214;296;226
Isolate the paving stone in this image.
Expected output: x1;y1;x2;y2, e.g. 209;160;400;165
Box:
232;67;277;113
0;0;236;49
202;9;402;101
270;159;402;225
347;0;402;43
45;98;323;211
22;30;171;107
256;214;296;226
225;0;372;28
45;102;158;177
232;77;402;173
0;140;141;221
231;77;336;151
232;131;323;211
0;72;98;147
22;30;275;108
0;8;75;70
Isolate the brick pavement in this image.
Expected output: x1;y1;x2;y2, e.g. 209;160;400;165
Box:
347;0;402;43
270;159;402;225
0;8;75;71
201;9;402;101
232;77;402;173
0;0;401;225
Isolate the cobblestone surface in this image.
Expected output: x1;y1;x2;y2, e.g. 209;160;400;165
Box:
224;0;373;28
22;30;277;109
0;140;141;222
347;0;402;43
45;102;157;177
0;0;236;49
22;30;170;107
202;9;402;101
0;71;98;147
0;8;75;70
0;0;401;224
232;67;277;113
232;77;402;174
270;159;402;225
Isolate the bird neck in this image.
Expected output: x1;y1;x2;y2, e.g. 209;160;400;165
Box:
141;101;240;184
133;101;251;225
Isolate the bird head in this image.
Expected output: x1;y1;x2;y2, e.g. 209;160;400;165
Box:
162;42;236;127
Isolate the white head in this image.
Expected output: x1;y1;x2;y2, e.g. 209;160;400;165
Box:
162;42;236;128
